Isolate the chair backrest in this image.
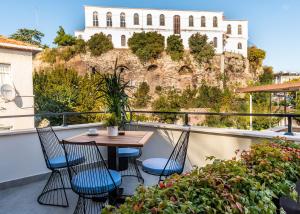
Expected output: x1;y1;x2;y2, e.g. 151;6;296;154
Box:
36;126;64;169
160;130;190;180
62;140;119;195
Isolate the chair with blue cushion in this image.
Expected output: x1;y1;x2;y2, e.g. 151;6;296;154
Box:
62;140;122;213
142;130;190;183
36;126;85;207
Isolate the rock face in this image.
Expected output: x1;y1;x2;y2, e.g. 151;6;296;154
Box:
34;49;259;95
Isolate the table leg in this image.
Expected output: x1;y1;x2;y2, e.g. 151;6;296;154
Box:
107;146;117;170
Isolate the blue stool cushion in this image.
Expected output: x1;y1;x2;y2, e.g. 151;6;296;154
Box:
118;148;140;158
49;155;84;168
142;158;182;176
72;169;121;194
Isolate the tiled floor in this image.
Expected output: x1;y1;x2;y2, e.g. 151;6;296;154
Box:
0;169;158;214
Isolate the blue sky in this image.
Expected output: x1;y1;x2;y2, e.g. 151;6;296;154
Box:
1;0;299;72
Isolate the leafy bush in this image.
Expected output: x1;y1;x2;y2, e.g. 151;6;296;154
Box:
41;48;58;64
132;82;152;109
128;32;165;63
87;33;113;56
166;35;184;61
189;33;215;64
74;38;86;54
54;26;76;46
103;139;300;214
248;46;266;70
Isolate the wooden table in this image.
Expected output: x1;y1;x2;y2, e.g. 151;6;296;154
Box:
66;130;154;170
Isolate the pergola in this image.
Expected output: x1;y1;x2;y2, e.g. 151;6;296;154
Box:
236;81;300;130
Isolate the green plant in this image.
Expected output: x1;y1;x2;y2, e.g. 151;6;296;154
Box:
103;139;300;214
128;32;165;63
166;35;184;61
132;82;151;109
54;26;76;46
104;114;120;127
87;33;113;56
41;48;58;64
248;46;266;70
189;33;215;65
10;28;44;47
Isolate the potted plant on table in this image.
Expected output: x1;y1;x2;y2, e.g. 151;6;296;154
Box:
104;114;120;137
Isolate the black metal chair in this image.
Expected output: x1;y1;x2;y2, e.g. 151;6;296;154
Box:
280;196;300;214
142;130;190;183
36;126;85;207
62;140;122;214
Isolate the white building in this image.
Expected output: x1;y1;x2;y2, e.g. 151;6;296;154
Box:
0;36;41;130
75;6;248;57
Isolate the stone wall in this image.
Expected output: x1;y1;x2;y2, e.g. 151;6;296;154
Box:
33;49;258;95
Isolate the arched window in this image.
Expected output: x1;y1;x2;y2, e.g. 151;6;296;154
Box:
93;11;99;27
173;15;181;35
160;14;165;26
106;12;112;27
201;16;206;27
213;16;218;27
107;34;112;42
238;25;242;35
120;12;126;27
238;42;242;49
213;37;218;48
189;15;194;27
147;14;152;26
134;13;139;25
227;24;232;34
121;35;126;47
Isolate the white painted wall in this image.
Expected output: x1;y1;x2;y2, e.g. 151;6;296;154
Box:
75;6;248;57
0;48;35;130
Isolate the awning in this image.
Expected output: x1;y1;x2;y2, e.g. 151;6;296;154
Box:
236;81;300;93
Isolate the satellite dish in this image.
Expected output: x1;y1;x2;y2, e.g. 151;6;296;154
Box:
1;84;16;101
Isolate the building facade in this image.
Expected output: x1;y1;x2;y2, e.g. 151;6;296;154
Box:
0;36;41;130
274;72;300;84
75;6;248;57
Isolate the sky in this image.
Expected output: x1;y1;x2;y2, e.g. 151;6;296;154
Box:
0;0;299;72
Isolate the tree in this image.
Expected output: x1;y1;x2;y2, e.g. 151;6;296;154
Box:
54;26;76;46
166;35;184;61
248;46;266;70
87;33;113;56
128;32;165;63
189;33;215;64
10;28;44;46
133;82;151;108
259;66;274;85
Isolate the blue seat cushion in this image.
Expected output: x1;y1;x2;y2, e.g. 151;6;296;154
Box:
142;158;182;176
48;155;85;168
118;148;140;158
71;169;121;194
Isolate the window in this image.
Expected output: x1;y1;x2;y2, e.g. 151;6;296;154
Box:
160;14;165;26
107;34;112;42
238;42;242;49
0;63;11;85
189;15;194;27
147;14;152;26
227;24;232;34
213;16;218;27
106;12;112;27
121;35;126;46
120;12;126;27
238;25;242;35
134;13;139;25
93;11;99;27
213;37;218;48
173;15;181;35
201;16;206;27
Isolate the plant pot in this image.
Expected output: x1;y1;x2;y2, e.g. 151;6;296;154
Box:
107;126;118;137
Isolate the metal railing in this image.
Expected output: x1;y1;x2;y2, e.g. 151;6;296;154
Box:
0;111;299;135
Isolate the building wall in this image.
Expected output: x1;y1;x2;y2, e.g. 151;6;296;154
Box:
0;48;34;130
75;6;248;57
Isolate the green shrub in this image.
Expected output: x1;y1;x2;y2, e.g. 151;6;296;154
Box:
103;139;300;214
189;33;215;64
132;82;151;109
87;33;113;56
41;48;58;64
54;26;76;46
74;38;86;54
128;32;165;63
166;35;184;61
59;47;76;61
248;46;266;70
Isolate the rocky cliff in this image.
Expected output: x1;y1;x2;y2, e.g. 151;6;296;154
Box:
33;49;260;95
